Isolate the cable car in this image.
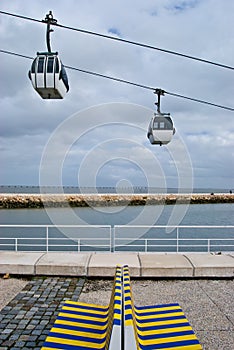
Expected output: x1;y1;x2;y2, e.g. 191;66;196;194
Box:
28;52;69;99
28;11;69;99
147;89;175;145
147;114;175;145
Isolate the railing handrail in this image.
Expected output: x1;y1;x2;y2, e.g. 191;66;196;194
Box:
113;237;234;241
1;224;234;228
114;225;234;228
0;224;111;228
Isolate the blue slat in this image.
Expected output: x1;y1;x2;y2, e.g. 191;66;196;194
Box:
137;329;195;340
47;331;106;344
136;315;187;323
42;341;105;350
135;303;180;310
53;323;107;334
138;339;201;349
136;322;190;332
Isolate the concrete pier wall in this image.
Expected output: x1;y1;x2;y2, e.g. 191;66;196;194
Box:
0;193;233;209
0;252;234;277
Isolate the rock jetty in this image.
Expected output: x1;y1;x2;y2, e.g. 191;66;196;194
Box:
0;193;233;209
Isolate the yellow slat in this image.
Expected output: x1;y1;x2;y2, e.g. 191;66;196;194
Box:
46;336;105;349
62;306;108;315
59;312;108;322
55;319;107;330
138;334;198;346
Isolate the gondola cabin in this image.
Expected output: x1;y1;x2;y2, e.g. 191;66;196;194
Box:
147;114;175;145
28;52;69;99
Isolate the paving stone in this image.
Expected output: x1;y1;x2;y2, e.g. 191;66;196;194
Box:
2;329;13;335
1;341;15;347
26;341;37;347
32;329;42;336
18;335;29;341
38;335;46;341
0;335;9;341
9;334;20;341
14;342;26;347
25;324;35;330
27;335;37;341
20;330;31;335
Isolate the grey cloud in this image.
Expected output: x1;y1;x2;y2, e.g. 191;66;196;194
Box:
0;0;233;188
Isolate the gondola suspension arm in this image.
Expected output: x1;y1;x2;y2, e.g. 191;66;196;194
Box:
154;88;170;115
42;11;57;53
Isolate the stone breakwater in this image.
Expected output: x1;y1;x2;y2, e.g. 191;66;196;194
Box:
0;193;233;209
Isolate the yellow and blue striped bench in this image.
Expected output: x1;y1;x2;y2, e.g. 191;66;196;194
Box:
42;266;202;349
123;265;202;350
41;266;122;350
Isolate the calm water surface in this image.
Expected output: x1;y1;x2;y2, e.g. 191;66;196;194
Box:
0;203;233;225
0;204;233;252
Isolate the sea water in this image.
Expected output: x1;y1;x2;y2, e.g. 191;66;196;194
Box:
0;203;233;252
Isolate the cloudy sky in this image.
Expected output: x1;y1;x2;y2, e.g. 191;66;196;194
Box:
0;0;233;191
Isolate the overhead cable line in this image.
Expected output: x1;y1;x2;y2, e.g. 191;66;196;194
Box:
0;48;233;112
0;49;33;60
66;64;234;111
0;10;234;71
65;64;155;91
164;91;234;111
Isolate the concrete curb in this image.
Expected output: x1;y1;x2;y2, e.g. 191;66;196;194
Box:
0;252;234;277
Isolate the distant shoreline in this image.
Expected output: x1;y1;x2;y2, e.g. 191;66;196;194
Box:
0;193;233;209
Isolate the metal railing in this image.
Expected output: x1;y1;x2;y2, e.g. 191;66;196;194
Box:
0;225;112;252
0;224;233;252
113;225;234;253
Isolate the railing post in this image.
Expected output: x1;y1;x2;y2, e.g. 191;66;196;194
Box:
15;238;18;252
113;226;115;253
77;239;80;252
110;226;112;252
46;227;49;253
207;239;210;253
176;227;179;253
145;239;148;252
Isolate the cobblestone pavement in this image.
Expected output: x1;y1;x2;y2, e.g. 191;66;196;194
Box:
0;277;85;350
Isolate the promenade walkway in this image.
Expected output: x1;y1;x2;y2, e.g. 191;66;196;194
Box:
0;252;233;349
0;276;233;349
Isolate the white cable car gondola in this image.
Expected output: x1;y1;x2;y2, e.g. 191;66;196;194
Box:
28;11;69;99
147;89;175;146
28;52;69;99
147;114;175;145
